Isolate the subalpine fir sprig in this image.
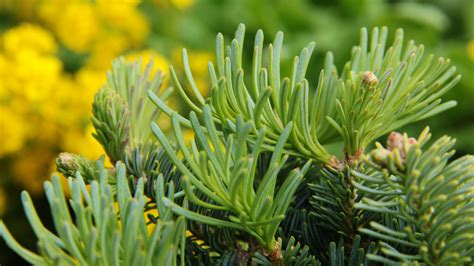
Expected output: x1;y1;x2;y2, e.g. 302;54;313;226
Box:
149;24;459;167
148;24;339;164
0;162;186;265
328;28;460;158
91;57;173;171
152;104;312;254
98;57;172;151
59;58;181;196
2;24;472;265
354;129;474;264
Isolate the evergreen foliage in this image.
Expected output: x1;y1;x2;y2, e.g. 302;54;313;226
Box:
1;24;472;265
1;162;185;265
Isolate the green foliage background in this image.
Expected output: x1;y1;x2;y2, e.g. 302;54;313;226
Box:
1;0;473;264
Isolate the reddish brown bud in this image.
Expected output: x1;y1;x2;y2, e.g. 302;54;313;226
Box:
361;71;379;87
387;132;403;151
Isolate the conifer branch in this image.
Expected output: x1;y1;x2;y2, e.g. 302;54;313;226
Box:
150;25;459;169
330;28;460;158
0;162;186;265
2;24;470;266
152;104;312;253
355;129;474;264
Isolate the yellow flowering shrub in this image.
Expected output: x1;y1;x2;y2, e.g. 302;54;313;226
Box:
0;21;107;196
96;1;149;46
0;0;206;215
2;23;57;54
87;33;129;70
37;0;149;53
0;24;62;157
8;51;62;103
52;3;100;52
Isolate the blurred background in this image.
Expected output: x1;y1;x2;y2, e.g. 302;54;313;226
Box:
0;0;472;263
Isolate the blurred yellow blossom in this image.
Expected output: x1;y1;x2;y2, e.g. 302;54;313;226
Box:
7;50;62;103
126;49;170;75
87;33;129;70
0;107;28;156
188;51;213;76
61;73;107;158
97;2;150;46
75;67;107;107
0;54;10;99
468;40;474;61
182;129;195;145
1;23;62;106
42;2;100;52
2;23;57;55
42;76;83;128
0;23;65;155
61;124;107;162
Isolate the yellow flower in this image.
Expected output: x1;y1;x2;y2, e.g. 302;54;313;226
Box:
37;0;71;26
96;1;149;46
42;76;82;128
87;33;129;70
126;49;170;77
7;50;62;103
50;2;100;52
0;49;68;149
75;67;108;110
171;0;195;10
0;107;28;157
0;54;11;100
182;129;195;145
0;47;65;149
467;40;474;61
188;51;214;76
61;124;107;162
2;23;57;55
